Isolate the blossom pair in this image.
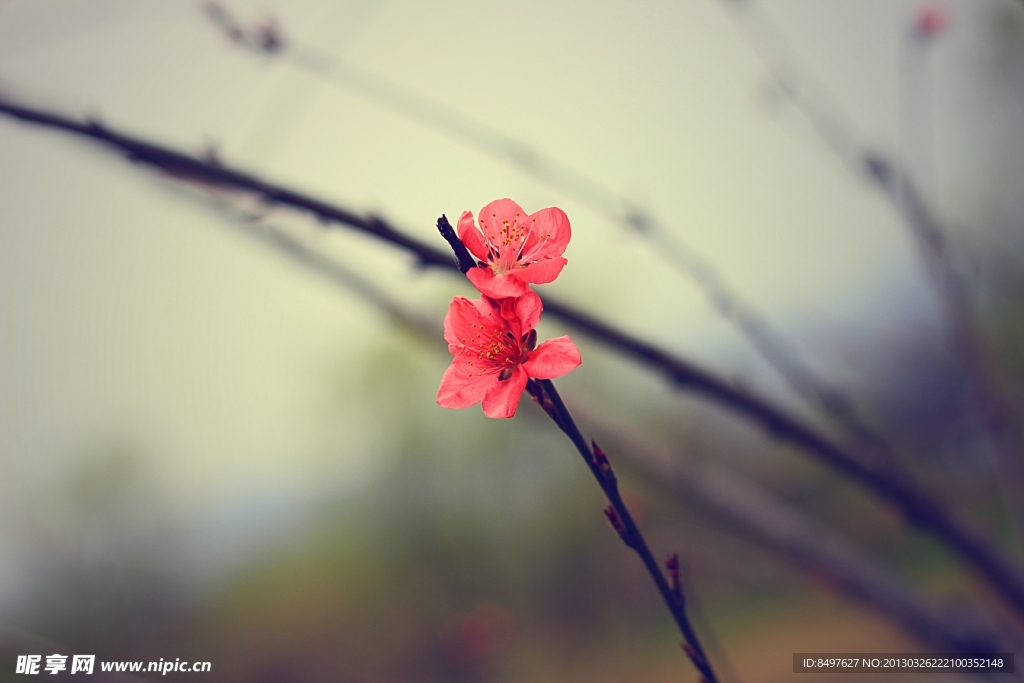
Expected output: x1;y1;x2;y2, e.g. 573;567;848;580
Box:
436;199;581;418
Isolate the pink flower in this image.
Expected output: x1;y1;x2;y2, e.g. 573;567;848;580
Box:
458;198;571;298
437;291;582;418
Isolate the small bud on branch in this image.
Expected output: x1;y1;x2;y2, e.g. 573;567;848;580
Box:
604;505;628;541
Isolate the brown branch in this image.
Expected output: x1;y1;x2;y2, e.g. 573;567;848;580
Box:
866;158;1024;506
4;91;1024;622
590;418;1018;656
179;187;441;340
525;379;721;683
435;214;476;273
718;0;1024;531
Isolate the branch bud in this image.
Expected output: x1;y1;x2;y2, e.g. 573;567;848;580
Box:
592;441;615;483
603;505;627;540
667;553;682;594
681;642;706;668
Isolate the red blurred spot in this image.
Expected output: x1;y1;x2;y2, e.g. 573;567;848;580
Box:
806;566;844;597
440;602;515;668
915;3;950;38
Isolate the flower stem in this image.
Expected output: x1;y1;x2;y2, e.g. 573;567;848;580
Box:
526;378;721;683
436;215;476;273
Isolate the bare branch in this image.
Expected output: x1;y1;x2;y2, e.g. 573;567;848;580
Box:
597;422;1018;656
717;0;1024;524
178;187;440;340
525;378;721;683
435;215;476;274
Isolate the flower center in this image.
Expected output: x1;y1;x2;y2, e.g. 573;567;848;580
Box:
466;324;528;372
483;211;539;276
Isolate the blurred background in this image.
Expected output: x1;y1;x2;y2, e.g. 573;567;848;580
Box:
2;0;1024;680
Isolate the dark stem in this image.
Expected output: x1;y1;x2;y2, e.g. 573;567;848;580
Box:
526;378;720;683
436;214;476;273
5;93;1024;622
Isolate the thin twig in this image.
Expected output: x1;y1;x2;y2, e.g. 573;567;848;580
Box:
435;214;476;273
4;92;1024;620
176;185;441;340
717;0;1024;531
867;158;1024;491
585;415;1018;657
525;378;720;683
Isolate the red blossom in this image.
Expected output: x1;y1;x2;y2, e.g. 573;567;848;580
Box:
458;198;570;299
436;291;581;418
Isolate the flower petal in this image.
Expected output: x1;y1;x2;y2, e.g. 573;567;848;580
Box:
443;296;483;348
437;355;494;409
512;257;567;286
471;294;501;318
522;207;570;261
481;365;528;418
498;289;543;335
495;290;544;339
467;266;530;298
523;336;582;379
457;210;489;262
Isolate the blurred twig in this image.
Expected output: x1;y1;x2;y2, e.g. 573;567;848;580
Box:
717;0;1024;530
586;416;1019;658
4;91;1024;621
867;157;1024;489
180;187;441;341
